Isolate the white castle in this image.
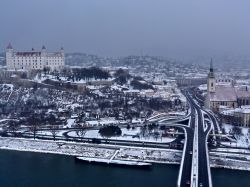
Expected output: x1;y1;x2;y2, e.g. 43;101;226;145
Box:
6;44;65;71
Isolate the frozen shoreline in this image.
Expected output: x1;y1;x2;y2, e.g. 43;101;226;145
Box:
0;137;181;164
0;137;250;172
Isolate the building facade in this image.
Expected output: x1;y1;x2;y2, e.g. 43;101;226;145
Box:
176;77;207;87
6;44;65;71
219;106;250;127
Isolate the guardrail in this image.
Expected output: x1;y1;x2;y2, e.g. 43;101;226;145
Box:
191;111;199;187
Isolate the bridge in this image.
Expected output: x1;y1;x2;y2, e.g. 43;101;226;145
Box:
159;90;218;187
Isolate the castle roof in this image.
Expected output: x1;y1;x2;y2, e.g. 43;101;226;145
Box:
6;43;13;49
15;52;41;57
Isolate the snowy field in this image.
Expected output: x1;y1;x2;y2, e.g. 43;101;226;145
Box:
68;127;176;143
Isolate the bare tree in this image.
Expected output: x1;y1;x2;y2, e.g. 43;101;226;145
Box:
50;124;59;141
140;125;147;137
154;132;160;141
28;115;40;140
43;66;51;75
8;120;19;136
231;126;242;139
48;114;59;141
76;123;86;141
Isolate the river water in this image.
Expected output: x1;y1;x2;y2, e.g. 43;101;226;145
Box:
0;150;249;187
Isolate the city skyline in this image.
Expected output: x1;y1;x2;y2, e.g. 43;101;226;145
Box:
0;0;250;58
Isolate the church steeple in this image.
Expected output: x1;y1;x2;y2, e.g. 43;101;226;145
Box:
207;58;216;93
208;58;215;78
210;58;213;73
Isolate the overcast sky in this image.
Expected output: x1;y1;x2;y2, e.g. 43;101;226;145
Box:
0;0;250;57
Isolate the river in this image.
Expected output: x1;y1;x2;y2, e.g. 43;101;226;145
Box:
0;150;249;187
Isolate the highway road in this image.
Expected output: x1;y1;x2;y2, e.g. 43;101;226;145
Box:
177;98;195;187
158;90;214;187
183;91;213;187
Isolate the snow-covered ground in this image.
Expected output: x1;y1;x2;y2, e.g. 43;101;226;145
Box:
68;127;175;143
36;130;68;137
0;137;181;164
86;119;119;126
211;147;250;154
221;124;250;148
210;148;250;170
0;137;249;171
64;118;76;128
85;118;143;126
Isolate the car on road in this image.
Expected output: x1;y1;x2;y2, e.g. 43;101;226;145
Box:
92;138;101;144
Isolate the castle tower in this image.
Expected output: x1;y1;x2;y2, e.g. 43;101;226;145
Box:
60;47;65;58
41;45;47;67
6;43;14;69
41;45;46;54
207;58;216;93
60;47;64;53
6;43;13;56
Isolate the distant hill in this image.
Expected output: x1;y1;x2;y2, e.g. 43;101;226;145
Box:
65;53;175;68
65;53;115;67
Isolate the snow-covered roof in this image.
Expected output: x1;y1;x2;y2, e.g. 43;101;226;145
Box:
198;84;207;91
236;89;250;98
210;86;237;102
220;105;250;115
124;89;140;93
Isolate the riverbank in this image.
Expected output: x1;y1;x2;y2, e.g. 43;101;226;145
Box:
0;137;181;165
1;137;250;171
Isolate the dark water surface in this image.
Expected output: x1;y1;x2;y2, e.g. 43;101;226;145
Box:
0;150;249;187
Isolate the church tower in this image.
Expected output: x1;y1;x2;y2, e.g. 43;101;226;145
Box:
207;59;216;93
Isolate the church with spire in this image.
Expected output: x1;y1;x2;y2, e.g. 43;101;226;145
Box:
207;59;216;93
205;59;250;112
